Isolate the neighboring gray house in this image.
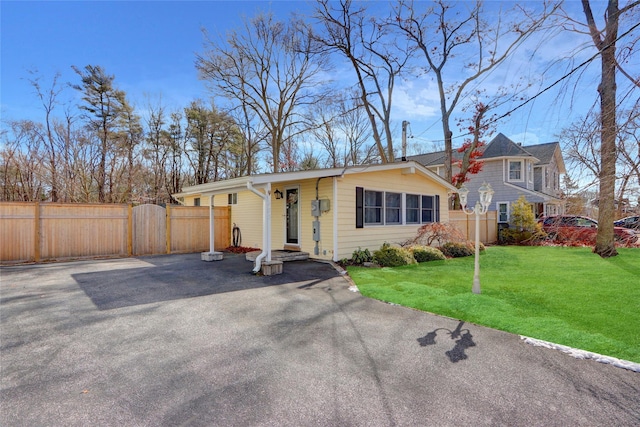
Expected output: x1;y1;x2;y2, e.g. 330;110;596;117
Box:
409;133;566;224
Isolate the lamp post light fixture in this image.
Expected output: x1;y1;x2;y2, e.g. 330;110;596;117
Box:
458;182;494;294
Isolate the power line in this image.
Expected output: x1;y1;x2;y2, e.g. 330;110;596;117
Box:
414;19;640;144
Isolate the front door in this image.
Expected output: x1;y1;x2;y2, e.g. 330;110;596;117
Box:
285;187;299;246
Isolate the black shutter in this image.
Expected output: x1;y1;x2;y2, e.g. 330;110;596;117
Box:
356;187;364;228
435;195;440;222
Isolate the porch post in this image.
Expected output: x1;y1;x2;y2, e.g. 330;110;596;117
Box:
265;182;272;262
209;195;215;253
201;194;223;261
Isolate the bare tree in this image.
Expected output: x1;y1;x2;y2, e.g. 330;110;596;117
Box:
227;88;267;176
143;97;170;204
309;90;376;168
0;120;46;201
27;70;66;202
578;0;639;257
197;12;330;173
337;93;377;166
314;0;409;163
560;112;602;188
394;0;560;183
309;96;345;168
618;105;640;202
53;110;83;202
560;106;640;218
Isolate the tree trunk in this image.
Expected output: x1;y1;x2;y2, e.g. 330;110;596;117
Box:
594;44;618;257
591;0;619;258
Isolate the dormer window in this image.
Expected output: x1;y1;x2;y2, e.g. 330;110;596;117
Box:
509;160;523;182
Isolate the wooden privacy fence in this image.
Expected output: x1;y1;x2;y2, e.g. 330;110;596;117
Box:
448;210;498;244
0;202;230;264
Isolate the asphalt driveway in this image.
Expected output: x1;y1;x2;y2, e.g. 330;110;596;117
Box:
1;253;639;426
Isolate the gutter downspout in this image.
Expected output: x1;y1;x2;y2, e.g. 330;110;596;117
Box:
247;181;271;273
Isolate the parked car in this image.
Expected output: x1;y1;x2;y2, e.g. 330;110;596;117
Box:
539;215;638;244
614;215;640;231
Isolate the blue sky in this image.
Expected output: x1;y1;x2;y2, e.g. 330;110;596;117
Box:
2;1;313;121
1;1;634;155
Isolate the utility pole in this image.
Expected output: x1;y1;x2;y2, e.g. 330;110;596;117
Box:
402;120;409;160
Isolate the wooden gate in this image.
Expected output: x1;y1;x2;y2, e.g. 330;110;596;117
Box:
132;204;167;255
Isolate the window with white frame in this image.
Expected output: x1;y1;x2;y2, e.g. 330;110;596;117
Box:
528;162;533;183
364;190;383;225
194;197;201;207
509;161;523;181
406;194;420;224
422;195;435;223
356;188;439;227
385;192;402;224
545;169;549;189
228;193;238;205
497;202;509;223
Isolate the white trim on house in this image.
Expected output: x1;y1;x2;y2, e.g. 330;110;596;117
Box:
172;161;457;199
283;185;301;248
508;160;525;182
503;182;563;203
496;201;510;223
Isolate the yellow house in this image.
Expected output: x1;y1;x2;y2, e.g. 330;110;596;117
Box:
172;161;457;272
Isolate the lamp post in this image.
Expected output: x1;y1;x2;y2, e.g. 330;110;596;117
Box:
458;182;494;294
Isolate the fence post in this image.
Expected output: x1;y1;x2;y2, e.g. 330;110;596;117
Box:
34;202;41;263
166;204;171;254
127;204;133;257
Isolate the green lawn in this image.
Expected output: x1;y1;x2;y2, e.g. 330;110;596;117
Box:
347;246;640;363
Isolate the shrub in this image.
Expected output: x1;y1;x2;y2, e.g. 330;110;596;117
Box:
440;242;474;258
501;223;548;245
501;228;533;244
373;243;416;267
351;247;373;264
510;195;537;231
500;196;542;245
406;222;467;247
410;245;446;262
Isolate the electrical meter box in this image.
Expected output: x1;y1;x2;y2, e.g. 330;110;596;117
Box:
311;199;331;216
312;220;321;241
311;200;321;217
